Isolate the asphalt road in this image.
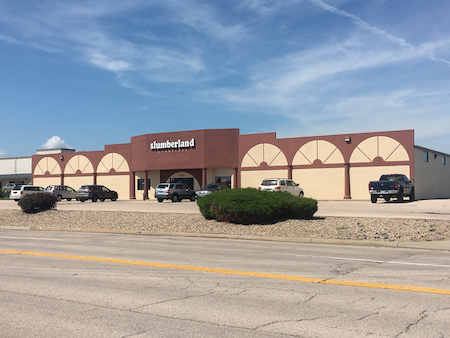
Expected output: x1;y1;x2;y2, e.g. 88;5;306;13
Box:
1;198;450;219
1;231;449;337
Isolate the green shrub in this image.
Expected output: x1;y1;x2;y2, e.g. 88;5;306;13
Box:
18;193;57;214
197;188;317;224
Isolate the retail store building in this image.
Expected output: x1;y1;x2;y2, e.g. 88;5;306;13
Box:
29;128;450;200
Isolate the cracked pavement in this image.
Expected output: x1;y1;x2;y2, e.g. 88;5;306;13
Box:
1;230;449;337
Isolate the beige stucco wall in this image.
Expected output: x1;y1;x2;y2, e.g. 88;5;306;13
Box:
64;155;94;174
414;148;450;199
293;168;345;200
97;175;129;200
34;157;61;175
33;177;60;189
64;176;94;191
135;170;160;200
350;136;409;163
240;169;288;188
206;168;235;187
350;165;411;200
97;153;130;173
293;140;344;165
241;143;287;167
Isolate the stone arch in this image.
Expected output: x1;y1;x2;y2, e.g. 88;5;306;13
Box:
34;157;61;175
350;136;409;163
293;140;344;165
241;143;287;167
97;153;130;173
64;155;94;174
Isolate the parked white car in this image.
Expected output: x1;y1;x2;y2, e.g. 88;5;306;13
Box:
258;178;304;197
9;185;45;201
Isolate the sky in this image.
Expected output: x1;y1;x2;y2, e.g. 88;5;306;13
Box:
1;0;450;158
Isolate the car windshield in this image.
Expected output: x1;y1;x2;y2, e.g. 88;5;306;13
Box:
261;180;277;186
12;186;22;191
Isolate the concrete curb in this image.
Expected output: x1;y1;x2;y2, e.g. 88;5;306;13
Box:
12;226;450;251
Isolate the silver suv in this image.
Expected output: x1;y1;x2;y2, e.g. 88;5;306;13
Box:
258;178;304;197
155;183;196;202
9;185;45;201
44;185;77;201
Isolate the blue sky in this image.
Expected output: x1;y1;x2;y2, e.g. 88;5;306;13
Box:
1;0;449;157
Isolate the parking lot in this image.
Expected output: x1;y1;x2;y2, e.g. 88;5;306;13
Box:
1;198;449;220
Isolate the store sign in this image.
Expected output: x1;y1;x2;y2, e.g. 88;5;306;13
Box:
150;138;195;150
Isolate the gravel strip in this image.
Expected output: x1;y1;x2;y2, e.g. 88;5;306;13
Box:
1;209;449;242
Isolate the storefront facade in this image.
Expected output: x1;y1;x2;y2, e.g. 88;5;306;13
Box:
32;128;448;200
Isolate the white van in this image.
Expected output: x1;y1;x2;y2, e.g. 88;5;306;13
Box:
9;185;45;201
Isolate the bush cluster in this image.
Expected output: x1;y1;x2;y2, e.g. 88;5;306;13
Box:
196;188;317;224
18;193;57;214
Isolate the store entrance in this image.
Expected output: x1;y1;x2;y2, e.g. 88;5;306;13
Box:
170;177;194;190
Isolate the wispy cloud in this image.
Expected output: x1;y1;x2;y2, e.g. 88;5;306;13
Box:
1;0;449;155
0;0;242;84
308;0;450;65
0;33;17;44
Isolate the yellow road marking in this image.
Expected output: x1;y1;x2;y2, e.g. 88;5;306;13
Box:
2;249;449;295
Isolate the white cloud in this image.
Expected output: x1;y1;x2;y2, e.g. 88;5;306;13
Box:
167;0;248;43
41;136;73;150
0;150;8;158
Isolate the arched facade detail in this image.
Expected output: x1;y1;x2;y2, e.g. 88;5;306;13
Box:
64;155;94;174
34;157;61;175
350;136;409;163
241;143;287;167
97;153;130;173
293;140;344;165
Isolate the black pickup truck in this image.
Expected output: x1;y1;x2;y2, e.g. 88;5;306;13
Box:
368;174;415;203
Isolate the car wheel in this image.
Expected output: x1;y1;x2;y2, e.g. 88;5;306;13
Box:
80;199;85;202
410;188;415;201
111;194;118;201
190;194;196;201
92;195;98;202
67;198;72;201
384;197;391;202
299;191;304;198
371;195;377;203
157;198;163;203
100;198;105;202
56;195;62;202
397;189;404;202
171;194;178;202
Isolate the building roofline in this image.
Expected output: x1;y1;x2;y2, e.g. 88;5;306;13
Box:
414;145;449;157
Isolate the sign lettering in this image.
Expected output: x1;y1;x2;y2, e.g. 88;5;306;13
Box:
150;138;195;150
